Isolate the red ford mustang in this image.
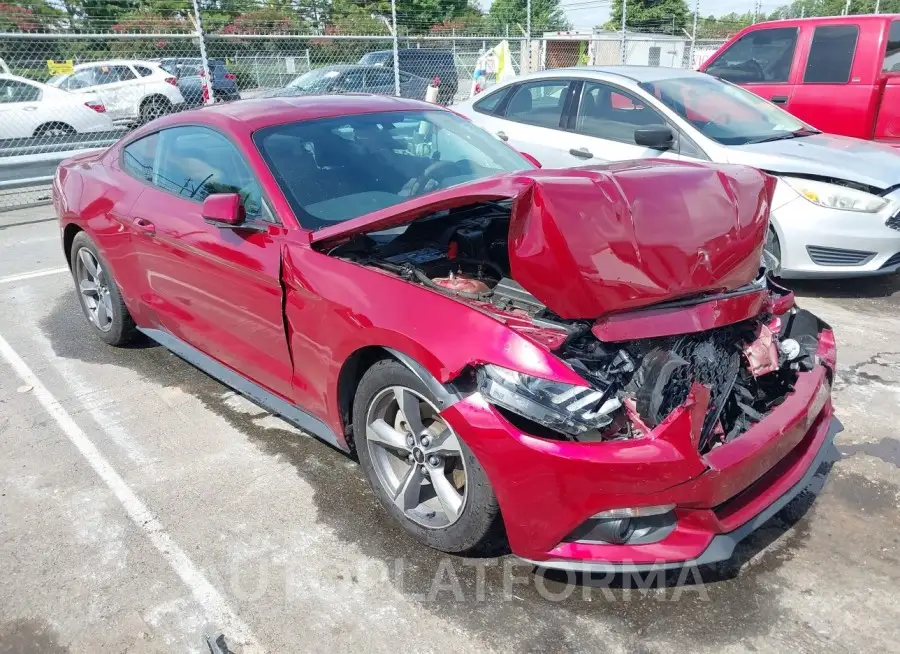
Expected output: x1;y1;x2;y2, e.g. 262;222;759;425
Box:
53;95;838;573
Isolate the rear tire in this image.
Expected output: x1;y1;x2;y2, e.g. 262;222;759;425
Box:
140;96;172;124
33;122;76;138
353;359;503;554
70;232;138;346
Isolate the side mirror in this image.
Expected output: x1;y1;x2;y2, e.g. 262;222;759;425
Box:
201;193;245;226
634;125;675;150
519;152;542;168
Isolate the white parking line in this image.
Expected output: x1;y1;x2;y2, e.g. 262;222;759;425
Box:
0;331;265;654
0;267;69;285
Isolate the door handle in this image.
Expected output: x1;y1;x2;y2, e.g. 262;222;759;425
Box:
134;217;156;235
569;147;593;159
23;106;38;111
770;96;789;105
496;130;509;142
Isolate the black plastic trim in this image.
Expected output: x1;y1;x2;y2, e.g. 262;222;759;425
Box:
139;327;343;450
523;417;841;575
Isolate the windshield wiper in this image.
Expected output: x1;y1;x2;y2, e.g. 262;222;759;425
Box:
746;128;819;145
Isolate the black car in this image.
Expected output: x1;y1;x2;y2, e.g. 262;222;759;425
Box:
358;49;458;104
159;58;241;106
264;64;430;101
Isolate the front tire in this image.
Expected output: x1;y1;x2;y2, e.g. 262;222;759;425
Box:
140;96;172;124
70;232;137;346
353;359;503;554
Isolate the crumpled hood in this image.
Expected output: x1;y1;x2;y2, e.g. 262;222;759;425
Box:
313;160;776;320
726;133;900;190
507;161;775;319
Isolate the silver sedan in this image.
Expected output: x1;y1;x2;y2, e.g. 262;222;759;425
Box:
453;67;900;279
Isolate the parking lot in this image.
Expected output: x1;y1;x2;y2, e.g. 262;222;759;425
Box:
0;205;898;653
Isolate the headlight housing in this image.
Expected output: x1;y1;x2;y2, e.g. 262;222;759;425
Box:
476;364;620;436
782;177;888;213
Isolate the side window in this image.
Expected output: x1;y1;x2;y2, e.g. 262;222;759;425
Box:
366;69;394;87
122;133;159;182
804;25;859;83
503;81;571;129
154;126;265;219
706;27;798;84
576;82;666;144
473;87;510;115
884;21;900;73
95;65;136;85
336;70;366;91
135;65;154;77
0;79;41;103
63;69;96;90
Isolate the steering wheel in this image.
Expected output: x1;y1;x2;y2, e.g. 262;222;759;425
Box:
401;160;464;197
743;58;765;81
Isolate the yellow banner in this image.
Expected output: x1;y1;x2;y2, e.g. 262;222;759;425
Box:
47;59;74;75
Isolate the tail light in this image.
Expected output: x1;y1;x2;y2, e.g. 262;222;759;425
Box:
85;100;106;113
202;82;210;103
432;76;441;86
164;76;177;86
225;73;236;81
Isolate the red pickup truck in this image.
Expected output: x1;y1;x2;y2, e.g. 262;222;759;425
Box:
701;14;900;146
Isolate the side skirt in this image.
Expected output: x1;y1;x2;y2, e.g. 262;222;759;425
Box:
139;327;344;451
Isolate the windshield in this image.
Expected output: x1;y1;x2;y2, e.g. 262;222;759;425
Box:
254;110;532;229
640;75;811;146
287;68;341;92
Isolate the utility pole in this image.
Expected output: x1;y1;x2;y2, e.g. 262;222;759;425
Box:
875;0;881;13
525;0;532;73
843;0;852;15
191;0;212;105
620;0;628;65
689;0;699;70
391;0;400;97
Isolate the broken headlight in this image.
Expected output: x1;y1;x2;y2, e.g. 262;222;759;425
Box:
476;364;620;436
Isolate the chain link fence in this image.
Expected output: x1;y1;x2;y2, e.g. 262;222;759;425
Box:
0;0;744;212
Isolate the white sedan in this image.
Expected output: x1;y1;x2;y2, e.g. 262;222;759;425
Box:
454;67;900;279
0;73;114;141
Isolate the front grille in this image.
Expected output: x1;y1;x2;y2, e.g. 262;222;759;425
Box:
806;245;876;267
881;252;900;269
887;212;900;232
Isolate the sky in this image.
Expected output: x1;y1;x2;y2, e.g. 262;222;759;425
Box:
476;0;790;30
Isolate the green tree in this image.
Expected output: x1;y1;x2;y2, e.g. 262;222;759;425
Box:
488;0;569;36
606;0;690;34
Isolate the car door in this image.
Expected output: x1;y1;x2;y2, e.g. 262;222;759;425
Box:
364;67;396;96
790;23;870;138
704;26;801;111
482;79;588;168
567;80;683;165
94;64;140;122
875;20;900;142
0;78;42;139
123;125;294;399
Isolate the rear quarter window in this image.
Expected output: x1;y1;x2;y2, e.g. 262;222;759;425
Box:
884;21;900;73
473;87;511;115
122;133;158;183
803;24;859;84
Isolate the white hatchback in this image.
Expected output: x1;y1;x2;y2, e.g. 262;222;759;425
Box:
48;60;185;126
0;73;114;141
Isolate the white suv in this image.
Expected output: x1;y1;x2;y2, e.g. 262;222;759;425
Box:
48;60;186;125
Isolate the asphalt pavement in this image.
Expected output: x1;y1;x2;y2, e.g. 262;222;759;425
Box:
0;206;898;653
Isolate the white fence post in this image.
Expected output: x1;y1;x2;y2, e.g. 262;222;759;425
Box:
191;0;212;104
620;0;628;65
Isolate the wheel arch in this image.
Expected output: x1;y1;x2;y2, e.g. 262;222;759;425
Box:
33;121;75;137
335;345;466;451
62;222;84;268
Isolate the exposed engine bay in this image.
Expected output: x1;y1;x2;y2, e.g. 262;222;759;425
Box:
328;201;828;454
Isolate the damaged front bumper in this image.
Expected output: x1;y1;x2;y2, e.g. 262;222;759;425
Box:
440;327;838;571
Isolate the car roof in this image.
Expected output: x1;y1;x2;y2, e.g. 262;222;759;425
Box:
73;59;160;70
511;66;706;84
144;94;443;133
748;13;898;27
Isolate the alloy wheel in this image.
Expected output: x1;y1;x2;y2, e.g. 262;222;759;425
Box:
74;247;113;332
366;386;467;528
